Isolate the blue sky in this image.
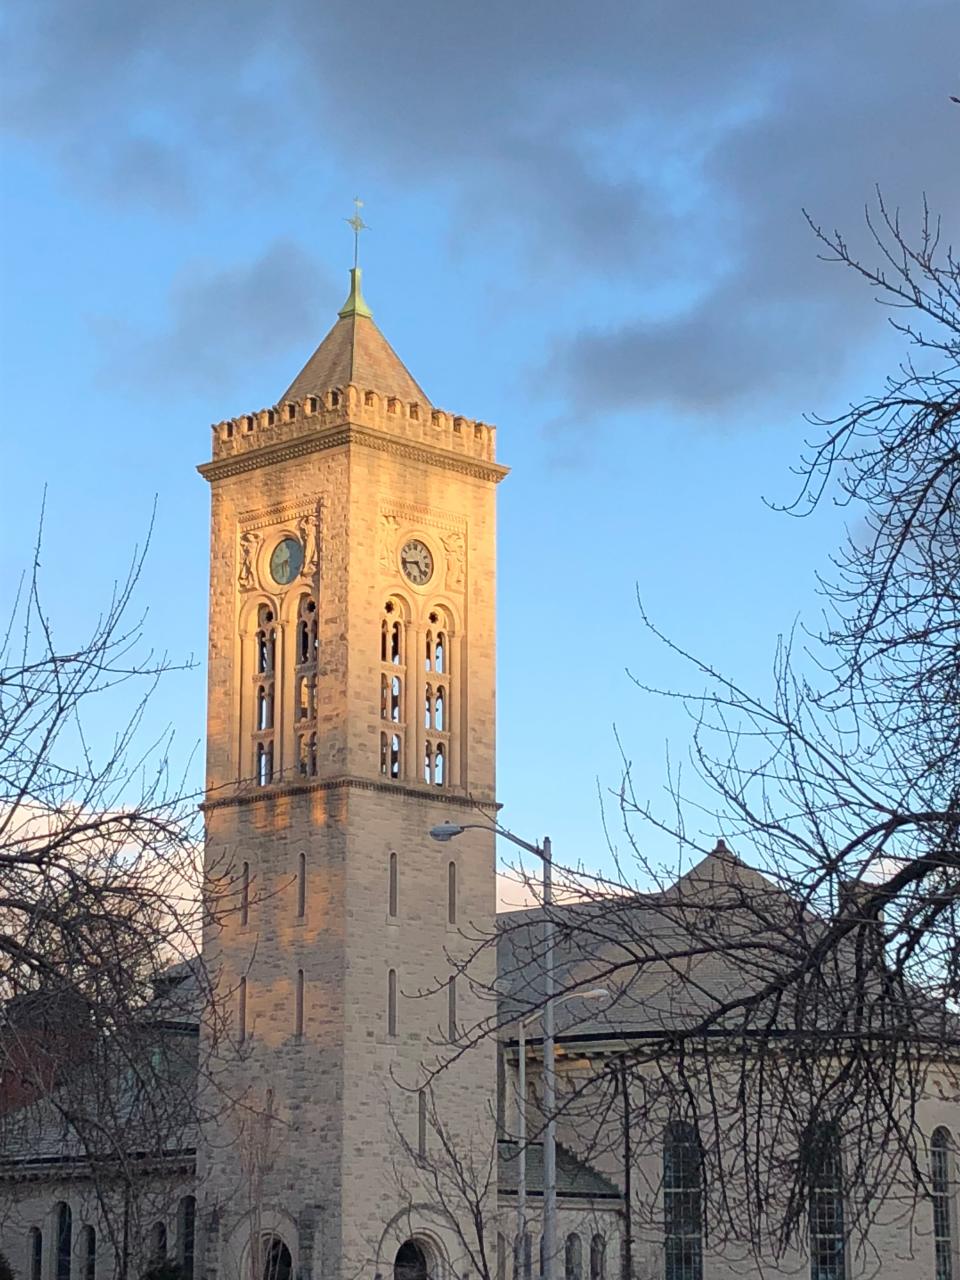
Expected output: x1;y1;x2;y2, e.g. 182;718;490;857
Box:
1;1;957;885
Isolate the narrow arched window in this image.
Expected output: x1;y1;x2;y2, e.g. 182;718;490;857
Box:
149;1222;167;1261
380;602;405;779
177;1197;196;1280
30;1228;43;1280
297;852;306;919
807;1121;845;1280
497;1235;507;1280
447;861;457;925
388;851;399;918
589;1235;605;1280
240;861;250;926
262;1237;292;1280
418;1089;427;1158
295;969;304;1038
80;1226;95;1280
664;1120;703;1280
55;1203;72;1280
238;976;247;1043
295;596;319;777
256;741;273;787
447;974;457;1041
932;1126;956;1280
564;1234;583;1280
388;968;398;1037
423;611;453;789
513;1233;532;1280
252;604;277;786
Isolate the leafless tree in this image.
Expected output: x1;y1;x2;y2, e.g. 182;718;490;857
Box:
0;519;236;1269
430;196;960;1272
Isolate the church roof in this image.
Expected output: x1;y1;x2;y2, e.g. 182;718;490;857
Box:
281;268;431;407
498;1139;621;1201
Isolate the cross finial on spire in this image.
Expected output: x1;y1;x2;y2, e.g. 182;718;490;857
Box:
345;196;369;269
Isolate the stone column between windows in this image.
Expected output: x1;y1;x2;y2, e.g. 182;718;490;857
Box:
413;621;427;785
399;617;414;783
274;624;288;780
449;631;462;790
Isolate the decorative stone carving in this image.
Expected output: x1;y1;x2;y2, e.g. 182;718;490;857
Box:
441;531;465;590
238;531;261;591
304;502;322;578
379;513;400;571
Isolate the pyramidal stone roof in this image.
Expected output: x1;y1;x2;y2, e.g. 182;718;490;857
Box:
281;268;431;408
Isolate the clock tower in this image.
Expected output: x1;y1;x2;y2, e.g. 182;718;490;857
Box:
196;267;507;1279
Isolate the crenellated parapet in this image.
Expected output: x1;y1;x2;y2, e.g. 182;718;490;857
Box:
209;385;497;466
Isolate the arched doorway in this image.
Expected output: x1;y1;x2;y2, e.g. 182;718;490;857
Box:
262;1236;293;1280
394;1240;429;1280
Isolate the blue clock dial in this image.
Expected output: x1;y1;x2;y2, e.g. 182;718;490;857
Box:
270;537;304;585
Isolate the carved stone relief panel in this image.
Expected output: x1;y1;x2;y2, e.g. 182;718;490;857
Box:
379;502;466;594
237;499;323;594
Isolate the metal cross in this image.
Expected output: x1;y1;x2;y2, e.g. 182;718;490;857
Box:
345;196;369;269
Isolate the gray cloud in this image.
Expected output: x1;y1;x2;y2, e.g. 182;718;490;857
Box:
97;240;335;397
4;0;959;418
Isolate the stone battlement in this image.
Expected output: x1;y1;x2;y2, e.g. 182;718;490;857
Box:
210;385;496;464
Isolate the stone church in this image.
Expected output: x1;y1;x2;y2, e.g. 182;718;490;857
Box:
0;268;957;1280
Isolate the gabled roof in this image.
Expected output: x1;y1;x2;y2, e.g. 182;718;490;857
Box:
498;1139;621;1201
281;268;431;407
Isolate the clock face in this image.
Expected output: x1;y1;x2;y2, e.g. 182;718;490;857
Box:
269;537;304;585
400;538;433;586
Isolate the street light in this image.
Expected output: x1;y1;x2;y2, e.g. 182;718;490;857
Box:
515;989;609;1276
429;819;592;1280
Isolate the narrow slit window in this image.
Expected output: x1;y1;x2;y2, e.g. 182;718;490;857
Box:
388;968;398;1037
447;974;457;1041
56;1204;71;1280
297;851;306;919
30;1229;42;1280
448;861;457;925
418;1089;427;1157
177;1198;196;1280
295;969;304;1037
240;861;249;925
388;851;399;918
238;976;247;1043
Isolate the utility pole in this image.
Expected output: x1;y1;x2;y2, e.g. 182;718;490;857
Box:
619;1059;633;1280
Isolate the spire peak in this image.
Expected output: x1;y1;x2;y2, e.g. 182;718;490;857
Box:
338;267;373;320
